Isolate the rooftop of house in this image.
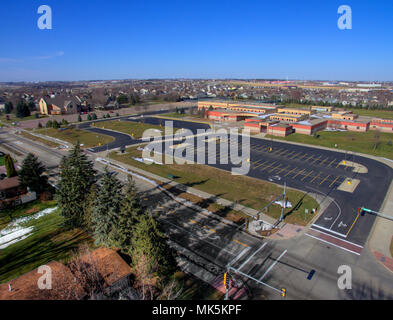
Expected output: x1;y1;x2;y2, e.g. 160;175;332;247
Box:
0;248;132;300
0;176;20;191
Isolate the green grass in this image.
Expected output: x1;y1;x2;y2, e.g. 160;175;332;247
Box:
19;131;61;148
353;109;393;120
98;120;164;139
0;113;48;123
110;147;319;226
266;130;393;160
36;127;114;148
0;200;57;230
281;103;393;120
0;201;91;283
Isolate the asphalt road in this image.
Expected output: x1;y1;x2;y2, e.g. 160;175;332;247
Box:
146;132;393;250
2;123;393;300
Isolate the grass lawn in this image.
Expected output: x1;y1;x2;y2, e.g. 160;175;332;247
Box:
36;127;114;148
0;113;48;123
353;109;393;120
110;147;319;226
0;200;91;283
97;120;164;139
266;130;393;160
19;131;61;148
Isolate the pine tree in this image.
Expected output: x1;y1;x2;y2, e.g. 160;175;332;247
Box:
18;153;48;194
91;168;123;247
111;175;141;250
78;115;82;122
4;154;17;178
56;142;96;228
131;212;176;284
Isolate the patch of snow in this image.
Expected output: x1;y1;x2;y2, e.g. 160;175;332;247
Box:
0;207;58;249
274;200;292;208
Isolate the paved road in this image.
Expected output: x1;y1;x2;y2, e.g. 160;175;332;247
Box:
149;133;392;251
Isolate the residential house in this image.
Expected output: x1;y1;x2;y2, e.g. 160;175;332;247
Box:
39;95;85;115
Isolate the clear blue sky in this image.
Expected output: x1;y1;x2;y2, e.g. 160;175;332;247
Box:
0;0;392;82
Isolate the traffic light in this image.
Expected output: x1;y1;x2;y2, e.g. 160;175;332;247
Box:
281;288;286;297
224;272;230;289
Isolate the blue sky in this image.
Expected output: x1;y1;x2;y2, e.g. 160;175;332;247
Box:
0;0;392;82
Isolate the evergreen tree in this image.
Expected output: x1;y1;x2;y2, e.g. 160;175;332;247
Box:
83;184;98;233
78;115;82;122
61;119;68;126
46;120;53;128
52;120;60;129
18;153;48;194
37;122;43;129
131;212;176;283
4;102;13;114
4;154;17;178
112;175;141;250
87;114;92;121
91;168;123;247
16;101;30;118
56;142;96;228
91;113;97;120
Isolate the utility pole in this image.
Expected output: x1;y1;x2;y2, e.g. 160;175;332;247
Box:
280;182;287;222
224;271;230;300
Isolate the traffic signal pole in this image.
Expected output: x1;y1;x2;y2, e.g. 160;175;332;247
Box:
360;207;393;221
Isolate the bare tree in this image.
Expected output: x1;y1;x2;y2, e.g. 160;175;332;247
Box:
373;129;381;151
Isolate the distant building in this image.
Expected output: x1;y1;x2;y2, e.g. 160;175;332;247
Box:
39;95;85;115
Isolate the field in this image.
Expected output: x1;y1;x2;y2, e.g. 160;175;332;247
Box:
19;131;61;148
96;120;164;139
36;127;114;148
0;113;48;123
0;200;91;283
110;147;319;226
266;130;393;160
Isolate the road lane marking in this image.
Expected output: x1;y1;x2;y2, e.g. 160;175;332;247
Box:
306;155;314;162
311;155;322;164
259;249;288;281
289;152;302;159
233;239;249;247
346;213;360;237
268;164;282;173
327;158;337;167
329;176;340;188
305;233;361;256
298;153;309;161
292;169;305;179
320;174;330;185
237;242;268;271
255;161;268;169
310;172;321;183
318;157;329;166
277;165;290;175
284;167;298;177
261;161;278;171
301;170;313;181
